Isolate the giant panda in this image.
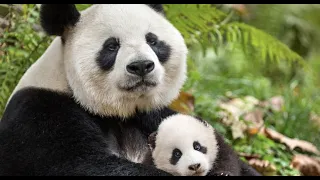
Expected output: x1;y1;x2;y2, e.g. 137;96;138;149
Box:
0;4;261;176
143;114;262;176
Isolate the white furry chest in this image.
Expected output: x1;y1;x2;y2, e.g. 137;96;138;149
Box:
106;128;150;164
124;147;148;163
109;144;149;164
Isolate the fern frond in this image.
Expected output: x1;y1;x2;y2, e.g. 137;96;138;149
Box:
164;4;306;66
164;4;226;41
216;22;305;66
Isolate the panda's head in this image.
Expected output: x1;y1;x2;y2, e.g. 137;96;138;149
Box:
148;114;218;176
40;4;188;117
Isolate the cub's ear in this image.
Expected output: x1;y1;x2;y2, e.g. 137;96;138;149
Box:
146;4;165;15
40;4;80;36
194;115;210;127
148;131;158;151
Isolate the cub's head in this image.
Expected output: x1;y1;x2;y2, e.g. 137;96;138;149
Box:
40;4;188;117
148;114;218;176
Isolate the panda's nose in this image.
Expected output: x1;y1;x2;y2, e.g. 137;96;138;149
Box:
126;60;155;77
188;163;201;171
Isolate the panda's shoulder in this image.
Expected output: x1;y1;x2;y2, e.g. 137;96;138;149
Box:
1;87;92;125
0;87;106;150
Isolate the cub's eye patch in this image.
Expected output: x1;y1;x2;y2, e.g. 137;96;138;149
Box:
170;148;182;165
193;141;207;154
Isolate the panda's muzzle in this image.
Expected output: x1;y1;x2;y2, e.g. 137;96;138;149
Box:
118;60;158;92
126;60;155;77
120;79;157;92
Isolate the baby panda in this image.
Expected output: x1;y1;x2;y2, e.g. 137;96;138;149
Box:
143;114;261;176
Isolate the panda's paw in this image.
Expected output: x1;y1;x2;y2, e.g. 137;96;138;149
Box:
211;171;232;176
217;172;230;176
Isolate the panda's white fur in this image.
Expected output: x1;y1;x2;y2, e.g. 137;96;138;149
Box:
9;4;187;118
8;37;70;104
63;4;187;118
151;114;218;176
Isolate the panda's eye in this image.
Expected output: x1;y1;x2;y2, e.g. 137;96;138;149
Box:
107;43;119;51
193;141;201;151
103;37;120;52
173;148;182;158
147;39;157;46
146;32;158;46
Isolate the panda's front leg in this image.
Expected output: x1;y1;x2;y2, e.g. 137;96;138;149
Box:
97;155;173;176
0;88;172;176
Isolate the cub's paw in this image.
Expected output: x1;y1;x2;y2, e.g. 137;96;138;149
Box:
210;171;232;176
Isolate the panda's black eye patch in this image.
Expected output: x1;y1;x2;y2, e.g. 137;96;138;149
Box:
170;148;182;165
146;32;158;46
105;38;120;51
193;141;201;151
193;141;207;154
107;43;119;51
96;37;120;71
145;32;171;63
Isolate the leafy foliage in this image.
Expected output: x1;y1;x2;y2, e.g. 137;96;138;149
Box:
234;134;301;176
164;4;305;66
0;4;306;118
0;5;53;116
1;4;320;176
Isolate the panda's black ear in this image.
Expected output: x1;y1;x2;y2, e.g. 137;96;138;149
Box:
40;4;80;36
146;4;165;15
148;131;157;151
194;116;210;127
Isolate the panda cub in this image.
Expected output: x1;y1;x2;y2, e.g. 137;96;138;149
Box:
143;114;255;176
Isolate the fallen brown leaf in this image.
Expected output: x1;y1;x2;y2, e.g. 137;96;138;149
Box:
247;127;266;136
291;154;320;176
169;91;195;115
217;96;261;139
248;158;277;176
263;128;320;155
259;96;284;112
230;121;247;139
269;96;284;112
243;109;265;135
218;96;259;118
219;98;246;118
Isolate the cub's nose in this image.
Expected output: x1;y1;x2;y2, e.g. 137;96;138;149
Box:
188;163;201;171
126;60;155;76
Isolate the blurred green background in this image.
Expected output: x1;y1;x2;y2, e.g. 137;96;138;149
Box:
1;4;320;176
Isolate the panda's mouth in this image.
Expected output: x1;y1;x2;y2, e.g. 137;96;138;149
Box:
191;170;206;176
119;80;157;92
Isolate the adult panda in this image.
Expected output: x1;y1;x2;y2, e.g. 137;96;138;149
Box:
0;4;186;176
0;4;260;176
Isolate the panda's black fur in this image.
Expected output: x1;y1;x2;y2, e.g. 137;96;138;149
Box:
146;4;165;14
210;130;261;176
0;87;174;176
40;4;80;36
0;4;261;176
